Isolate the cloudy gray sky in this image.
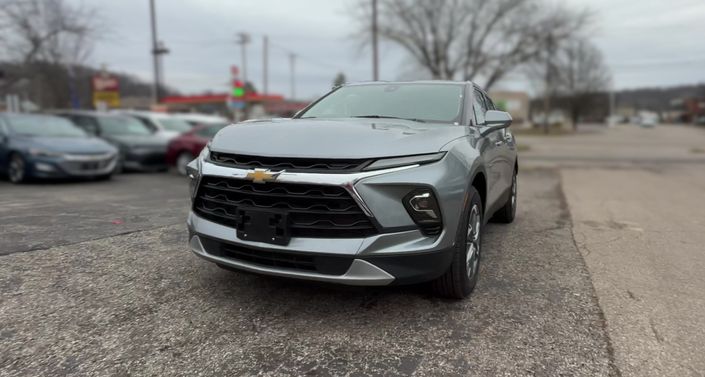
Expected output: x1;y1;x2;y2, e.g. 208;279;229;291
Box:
77;0;705;99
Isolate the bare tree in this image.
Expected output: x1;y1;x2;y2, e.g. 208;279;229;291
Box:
554;37;611;130
352;0;591;90
0;0;102;103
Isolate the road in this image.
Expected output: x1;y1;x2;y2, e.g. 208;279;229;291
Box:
0;171;612;376
523;124;705;376
2;123;704;376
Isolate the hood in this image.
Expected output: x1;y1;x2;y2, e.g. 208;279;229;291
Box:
18;136;116;154
210;118;470;159
106;134;169;148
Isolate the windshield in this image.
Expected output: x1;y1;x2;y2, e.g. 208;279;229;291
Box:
299;83;465;124
157;117;192;133
6;115;87;137
99;116;153;136
195;123;228;138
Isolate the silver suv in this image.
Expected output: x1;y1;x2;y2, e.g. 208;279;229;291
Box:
186;81;518;298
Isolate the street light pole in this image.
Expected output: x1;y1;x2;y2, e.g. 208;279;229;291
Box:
236;32;251;86
372;0;379;81
263;35;269;95
289;53;297;100
149;0;159;104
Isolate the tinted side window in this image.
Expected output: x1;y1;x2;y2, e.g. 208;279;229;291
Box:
473;90;487;125
72;116;100;135
134;116;157;132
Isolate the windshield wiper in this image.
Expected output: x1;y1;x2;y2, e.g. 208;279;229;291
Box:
352;115;426;123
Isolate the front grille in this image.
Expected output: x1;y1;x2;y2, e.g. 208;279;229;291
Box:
61;157;115;174
193;176;378;238
210;152;372;173
200;236;352;275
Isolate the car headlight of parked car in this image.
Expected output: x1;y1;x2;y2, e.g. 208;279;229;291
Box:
28;148;64;158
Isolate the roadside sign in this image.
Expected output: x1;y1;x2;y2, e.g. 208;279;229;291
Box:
92;74;120;108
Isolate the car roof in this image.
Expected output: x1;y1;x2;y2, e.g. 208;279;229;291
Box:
47;110;130;118
113;110;173;118
172;113;229;122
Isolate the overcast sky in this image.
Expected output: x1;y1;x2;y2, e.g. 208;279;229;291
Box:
76;0;705;99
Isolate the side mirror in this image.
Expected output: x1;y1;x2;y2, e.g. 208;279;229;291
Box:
480;110;512;136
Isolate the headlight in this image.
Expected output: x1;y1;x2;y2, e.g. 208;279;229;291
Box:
28;148;64;158
186;145;206;199
363;152;446;171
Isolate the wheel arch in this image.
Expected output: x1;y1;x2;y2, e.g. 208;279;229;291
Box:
469;169;487;213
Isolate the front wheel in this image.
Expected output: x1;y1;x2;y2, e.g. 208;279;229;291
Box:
431;187;483;299
176;152;194;176
8;153;27;184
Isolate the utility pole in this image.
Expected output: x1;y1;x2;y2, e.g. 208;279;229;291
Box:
236;32;251;86
263;35;269;95
149;0;169;104
372;0;379;81
289;53;297;100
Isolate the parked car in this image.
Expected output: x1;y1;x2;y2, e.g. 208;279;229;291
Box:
166;123;228;175
54;111;169;172
0;113;118;183
185;81;518;299
115;110;193;140
171;113;229;127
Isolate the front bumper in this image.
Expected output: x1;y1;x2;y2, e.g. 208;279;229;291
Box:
186;150;470;285
28;153;117;178
188;228;454;286
123;148;167;171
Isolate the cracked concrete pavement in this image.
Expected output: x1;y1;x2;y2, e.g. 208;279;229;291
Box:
562;166;705;376
0;170;612;376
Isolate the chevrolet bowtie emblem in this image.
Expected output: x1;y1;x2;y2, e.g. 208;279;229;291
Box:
245;168;283;184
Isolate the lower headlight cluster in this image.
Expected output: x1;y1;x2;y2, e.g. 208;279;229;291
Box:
403;189;443;236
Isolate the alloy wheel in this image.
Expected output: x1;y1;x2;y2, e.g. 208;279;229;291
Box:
8;155;25;183
466;204;481;279
511;174;517;210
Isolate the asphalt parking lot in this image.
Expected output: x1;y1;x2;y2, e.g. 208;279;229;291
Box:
4;124;705;376
0;170;613;376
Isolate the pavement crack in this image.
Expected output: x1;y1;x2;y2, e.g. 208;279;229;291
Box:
0;223;182;257
558;172;623;377
649;318;664;344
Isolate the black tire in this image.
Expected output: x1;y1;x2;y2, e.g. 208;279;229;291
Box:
94;173;113;181
492;169;517;224
8;153;27;184
431;186;483;299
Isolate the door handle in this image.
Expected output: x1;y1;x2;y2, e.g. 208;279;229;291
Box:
494;140;504;147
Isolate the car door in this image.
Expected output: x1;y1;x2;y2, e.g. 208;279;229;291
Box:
480;90;515;194
472;88;503;213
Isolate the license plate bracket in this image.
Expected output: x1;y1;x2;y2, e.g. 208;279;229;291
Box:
235;207;290;246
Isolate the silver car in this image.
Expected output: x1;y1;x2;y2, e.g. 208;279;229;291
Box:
186;81;518;298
